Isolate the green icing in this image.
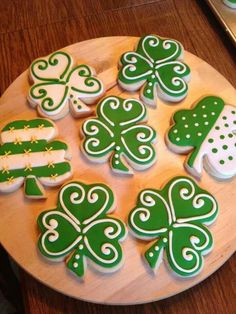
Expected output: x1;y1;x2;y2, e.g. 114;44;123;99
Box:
128;176;218;277
29;51;104;118
37;181;127;277
82;96;156;174
25;176;44;197
0;118;71;198
168;96;236;179
2;119;53;131
118;34;190;106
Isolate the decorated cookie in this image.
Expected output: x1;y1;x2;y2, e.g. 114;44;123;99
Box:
0;119;72;198
28;51;104;120
166;96;236;179
81;96;157;174
223;0;236;8
128;176;218;277
118;34;191;107
38;181;127;277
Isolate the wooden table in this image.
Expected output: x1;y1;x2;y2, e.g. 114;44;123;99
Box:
0;0;235;313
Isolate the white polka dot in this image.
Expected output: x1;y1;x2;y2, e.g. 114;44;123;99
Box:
197;132;202;136
194;123;199;127
163;238;168;243
146;89;151;94
115;160;119;165
75;254;80;260
193;114;197;117
214;101;217;105
115;154;119;158
203;114;207;118
79;244;84;250
202;105;206;109
73;262;78;268
116;146;120;151
204;122;209;125
154;246;159;251
149;252;154;257
173;129;178;134
211;112;215;116
176;137;180;142
186;134;190;139
148;82;152;86
151;74;155;79
184;124;188;128
182;117;186;120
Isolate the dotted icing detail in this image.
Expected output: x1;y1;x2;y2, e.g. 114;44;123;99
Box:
128;176;218;277
168;96;236;179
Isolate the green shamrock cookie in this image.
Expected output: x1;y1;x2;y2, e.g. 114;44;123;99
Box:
0;119;72;198
118;34;191;107
38;181;127;277
81;96;157;174
28;51;104;120
128;176;218;277
166;96;236;179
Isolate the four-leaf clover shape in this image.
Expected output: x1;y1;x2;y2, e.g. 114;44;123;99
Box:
38;181;127;277
81;96;157;174
28;51;104;119
118;34;191;107
128;176;218;277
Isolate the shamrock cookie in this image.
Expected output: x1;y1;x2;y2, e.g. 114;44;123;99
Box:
118;34;191;107
128;176;218;277
0;118;72;198
38;181;127;277
28;51;104;120
166;96;236;180
223;0;236;8
81;96;157;174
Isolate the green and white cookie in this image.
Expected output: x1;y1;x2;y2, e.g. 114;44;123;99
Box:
0;118;72;198
28;51;104;120
81;95;157;175
223;0;236;9
38;181;127;277
166;96;236;180
128;176;218;277
118;34;191;107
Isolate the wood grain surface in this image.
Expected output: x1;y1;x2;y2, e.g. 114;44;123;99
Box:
0;0;235;313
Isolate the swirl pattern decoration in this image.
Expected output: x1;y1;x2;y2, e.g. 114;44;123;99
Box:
28;51;104;120
118;35;191;107
38;181;127;277
128;176;218;277
81;95;157;174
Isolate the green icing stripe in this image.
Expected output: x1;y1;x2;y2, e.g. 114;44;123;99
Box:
0;162;71;182
25;176;44;197
2;119;53;131
0;140;68;156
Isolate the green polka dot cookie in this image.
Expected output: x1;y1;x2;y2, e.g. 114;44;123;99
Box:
38;181;127;277
81;95;157;175
128;176;218;277
28;51;104;120
166;96;236;180
118;34;191;107
0;119;72;198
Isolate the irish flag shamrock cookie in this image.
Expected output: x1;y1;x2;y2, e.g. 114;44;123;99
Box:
128;176;218;277
118;34;191;107
81;96;157;174
38;181;127;277
166;96;236;180
28;51;104;120
0;119;72;198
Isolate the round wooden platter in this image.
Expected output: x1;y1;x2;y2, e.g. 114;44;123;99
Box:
0;36;236;305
